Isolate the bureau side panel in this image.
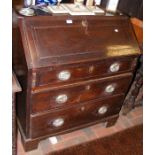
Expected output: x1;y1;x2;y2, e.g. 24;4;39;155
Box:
13;28;31;138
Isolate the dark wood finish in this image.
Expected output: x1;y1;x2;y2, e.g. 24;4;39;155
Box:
34;57;137;88
12;0;23;7
18;16;140;69
30;94;124;138
18;114;119;151
13;9;29;136
14;14;141;151
13;9;28;77
31;73;132;113
106;115;119;127
12;72;21;155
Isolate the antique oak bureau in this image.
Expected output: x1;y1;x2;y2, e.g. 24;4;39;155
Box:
15;15;141;151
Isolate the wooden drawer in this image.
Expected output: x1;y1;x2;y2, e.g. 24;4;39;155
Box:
31;73;132;113
30;94;124;138
34;57;137;88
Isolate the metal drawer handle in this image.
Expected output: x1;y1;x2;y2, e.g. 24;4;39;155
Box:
98;106;108;115
52;118;64;127
105;85;115;93
58;70;71;81
114;29;119;32
56;94;68;104
110;63;120;72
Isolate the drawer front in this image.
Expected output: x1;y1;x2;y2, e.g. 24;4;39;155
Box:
30;95;124;138
31;73;132;113
34;57;137;88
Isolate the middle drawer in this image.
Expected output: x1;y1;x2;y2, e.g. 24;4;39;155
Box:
31;73;132;114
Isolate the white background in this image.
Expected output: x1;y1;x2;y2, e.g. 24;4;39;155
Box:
0;0;154;154
0;0;12;155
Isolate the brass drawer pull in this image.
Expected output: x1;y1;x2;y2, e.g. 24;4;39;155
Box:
114;29;119;32
110;62;120;72
52;118;64;127
56;94;68;104
98;106;108;115
58;70;71;81
105;85;115;93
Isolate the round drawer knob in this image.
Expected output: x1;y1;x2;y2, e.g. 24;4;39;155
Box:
56;94;68;104
110;63;120;72
105;85;115;93
52;118;64;127
114;29;119;32
98;106;108;115
58;70;71;81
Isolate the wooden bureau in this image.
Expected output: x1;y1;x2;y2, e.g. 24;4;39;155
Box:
14;15;141;151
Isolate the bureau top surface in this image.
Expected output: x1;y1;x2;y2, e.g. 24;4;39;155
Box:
19;15;140;69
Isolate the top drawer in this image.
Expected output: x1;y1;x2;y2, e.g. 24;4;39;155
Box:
33;57;137;88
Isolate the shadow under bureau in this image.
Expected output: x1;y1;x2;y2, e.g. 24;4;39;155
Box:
14;15;141;151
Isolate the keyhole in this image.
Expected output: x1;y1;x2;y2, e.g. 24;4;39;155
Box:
81;106;85;111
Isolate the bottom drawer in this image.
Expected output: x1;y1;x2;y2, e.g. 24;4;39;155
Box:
30;95;124;138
